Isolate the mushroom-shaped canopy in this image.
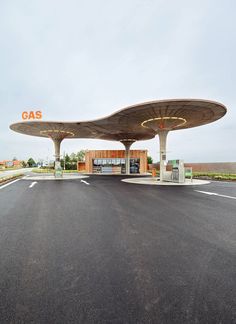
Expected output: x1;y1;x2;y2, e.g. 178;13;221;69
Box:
10;99;226;141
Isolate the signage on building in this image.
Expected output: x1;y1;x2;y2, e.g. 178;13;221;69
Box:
22;111;42;120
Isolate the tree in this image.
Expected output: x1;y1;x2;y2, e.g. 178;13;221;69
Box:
65;154;70;164
147;156;153;164
62;151;85;170
70;152;77;162
13;157;18;161
64;154;75;170
60;158;65;169
21;161;27;168
27;158;36;167
76;150;85;161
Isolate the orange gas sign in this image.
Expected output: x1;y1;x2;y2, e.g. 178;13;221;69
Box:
22;111;42;120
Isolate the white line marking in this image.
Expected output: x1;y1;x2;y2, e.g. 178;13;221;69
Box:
81;180;90;185
29;181;38;188
0;179;20;190
195;190;236;200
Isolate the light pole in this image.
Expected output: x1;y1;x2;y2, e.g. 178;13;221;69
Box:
64;151;66;170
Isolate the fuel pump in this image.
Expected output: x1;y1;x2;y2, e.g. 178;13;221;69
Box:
168;160;185;183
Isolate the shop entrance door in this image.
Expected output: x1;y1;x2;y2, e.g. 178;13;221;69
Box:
130;159;140;174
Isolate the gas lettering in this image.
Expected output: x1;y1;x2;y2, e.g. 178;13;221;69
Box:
22;111;42;120
22;111;28;120
35;111;42;119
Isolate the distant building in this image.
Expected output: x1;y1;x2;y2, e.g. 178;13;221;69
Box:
0;160;22;169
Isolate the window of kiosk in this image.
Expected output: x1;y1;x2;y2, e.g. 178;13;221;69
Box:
130;159;140;174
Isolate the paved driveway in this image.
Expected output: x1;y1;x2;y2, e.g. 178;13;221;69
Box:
0;176;236;323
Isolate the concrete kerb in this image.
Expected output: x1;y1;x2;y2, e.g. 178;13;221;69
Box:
22;174;89;181
121;177;210;186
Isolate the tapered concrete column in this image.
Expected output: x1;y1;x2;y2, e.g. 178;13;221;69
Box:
52;138;63;178
158;131;169;182
125;144;131;175
53;138;62;162
120;140;135;175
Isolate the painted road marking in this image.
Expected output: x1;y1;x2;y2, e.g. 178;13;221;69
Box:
29;181;38;188
81;180;90;185
0;179;20;190
195;190;236;200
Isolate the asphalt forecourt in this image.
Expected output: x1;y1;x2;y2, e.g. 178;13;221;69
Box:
0;176;236;323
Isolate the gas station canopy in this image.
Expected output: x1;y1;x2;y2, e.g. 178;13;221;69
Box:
10;99;226;141
10;98;227;180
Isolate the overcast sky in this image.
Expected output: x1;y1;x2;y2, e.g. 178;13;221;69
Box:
0;0;235;162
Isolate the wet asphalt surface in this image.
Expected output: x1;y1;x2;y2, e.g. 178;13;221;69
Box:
0;175;236;323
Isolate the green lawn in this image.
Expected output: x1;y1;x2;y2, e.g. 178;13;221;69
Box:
193;172;236;181
32;168;79;174
148;169;236;181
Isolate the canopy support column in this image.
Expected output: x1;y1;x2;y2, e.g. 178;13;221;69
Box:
158;131;169;182
52;138;63;178
120;140;135;175
53;138;62;162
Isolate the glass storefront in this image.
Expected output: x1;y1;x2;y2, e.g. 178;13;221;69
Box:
93;158;140;174
130;158;140;174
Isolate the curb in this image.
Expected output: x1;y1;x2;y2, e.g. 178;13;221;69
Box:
0;174;23;187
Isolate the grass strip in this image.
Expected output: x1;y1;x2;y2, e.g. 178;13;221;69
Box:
193;172;236;181
0;173;24;186
32;168;79;174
